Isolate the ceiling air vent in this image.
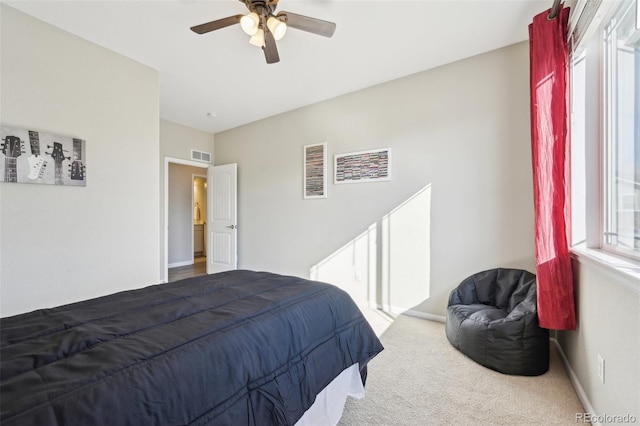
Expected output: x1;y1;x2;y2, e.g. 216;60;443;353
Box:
191;149;211;163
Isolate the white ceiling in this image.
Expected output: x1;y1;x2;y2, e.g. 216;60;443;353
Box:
6;0;554;133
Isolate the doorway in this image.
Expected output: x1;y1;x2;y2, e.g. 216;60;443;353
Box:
163;158;238;282
192;174;207;269
164;157;208;282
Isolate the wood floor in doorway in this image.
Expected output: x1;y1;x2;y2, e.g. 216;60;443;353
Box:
168;256;206;282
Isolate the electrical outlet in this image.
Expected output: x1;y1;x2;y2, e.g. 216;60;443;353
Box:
354;271;362;281
597;354;605;384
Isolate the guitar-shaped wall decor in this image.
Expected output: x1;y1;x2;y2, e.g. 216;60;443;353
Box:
1;135;23;183
1;126;87;186
70;138;85;181
47;142;70;185
27;131;47;180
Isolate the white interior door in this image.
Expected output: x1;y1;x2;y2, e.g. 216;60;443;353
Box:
207;163;237;274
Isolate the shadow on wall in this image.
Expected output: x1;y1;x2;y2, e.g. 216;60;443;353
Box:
311;184;432;317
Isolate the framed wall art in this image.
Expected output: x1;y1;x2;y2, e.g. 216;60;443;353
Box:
303;142;327;199
334;147;391;184
1;126;86;186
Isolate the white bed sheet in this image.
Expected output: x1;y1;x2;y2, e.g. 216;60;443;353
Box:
295;363;365;426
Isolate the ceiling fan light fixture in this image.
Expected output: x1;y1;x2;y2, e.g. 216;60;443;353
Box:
190;2;337;64
249;28;265;47
240;12;259;35
267;16;287;41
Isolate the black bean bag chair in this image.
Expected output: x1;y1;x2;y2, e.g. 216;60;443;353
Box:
445;268;549;376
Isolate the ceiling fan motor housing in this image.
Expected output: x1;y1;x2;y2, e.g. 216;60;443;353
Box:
243;0;277;19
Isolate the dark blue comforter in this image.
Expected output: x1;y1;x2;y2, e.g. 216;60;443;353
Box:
0;270;383;425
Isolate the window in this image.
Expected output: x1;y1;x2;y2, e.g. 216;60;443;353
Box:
603;0;640;258
571;0;640;263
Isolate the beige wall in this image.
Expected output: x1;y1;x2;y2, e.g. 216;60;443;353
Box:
215;41;536;317
557;251;640;420
160;119;214;161
0;5;160;316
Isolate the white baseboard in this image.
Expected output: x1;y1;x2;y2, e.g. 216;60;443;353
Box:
372;302;446;323
168;260;193;268
401;309;446;323
551;338;601;426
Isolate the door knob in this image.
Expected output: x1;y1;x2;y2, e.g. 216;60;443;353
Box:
226;225;237;230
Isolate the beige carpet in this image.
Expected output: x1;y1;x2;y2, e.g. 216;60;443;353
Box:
339;314;586;426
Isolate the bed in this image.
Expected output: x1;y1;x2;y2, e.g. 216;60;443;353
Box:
0;270;384;425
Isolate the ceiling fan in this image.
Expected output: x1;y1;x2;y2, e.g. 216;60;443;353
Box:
190;0;336;64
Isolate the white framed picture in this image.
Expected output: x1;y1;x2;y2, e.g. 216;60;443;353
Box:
303;142;327;199
1;126;86;186
334;147;391;184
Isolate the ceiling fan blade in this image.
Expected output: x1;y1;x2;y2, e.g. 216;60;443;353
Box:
277;11;336;38
263;29;280;64
190;15;243;34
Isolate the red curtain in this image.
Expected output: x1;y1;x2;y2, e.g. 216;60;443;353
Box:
528;6;576;330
